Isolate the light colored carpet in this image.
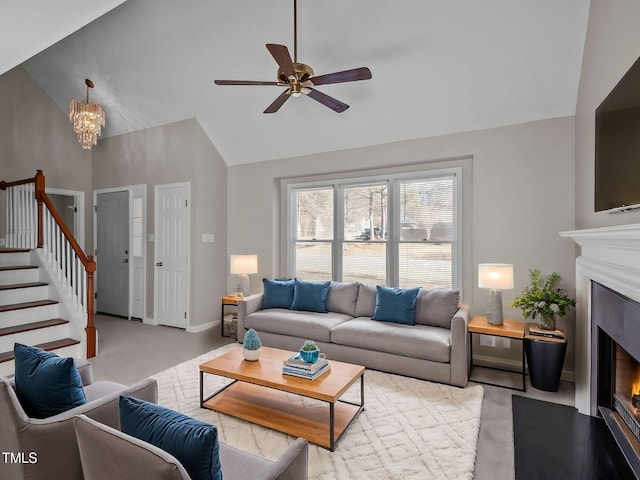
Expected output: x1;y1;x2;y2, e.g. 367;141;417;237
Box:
151;344;484;480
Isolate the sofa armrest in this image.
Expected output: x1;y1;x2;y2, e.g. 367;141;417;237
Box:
258;438;308;480
449;304;471;387
237;293;264;343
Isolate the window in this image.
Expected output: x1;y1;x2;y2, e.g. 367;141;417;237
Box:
287;166;460;290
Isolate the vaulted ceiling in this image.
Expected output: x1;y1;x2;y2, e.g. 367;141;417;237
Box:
2;0;590;166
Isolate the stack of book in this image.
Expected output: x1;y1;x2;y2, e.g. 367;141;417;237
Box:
528;325;566;340
282;353;331;380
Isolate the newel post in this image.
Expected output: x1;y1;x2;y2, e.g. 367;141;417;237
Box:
85;256;97;358
34;170;45;248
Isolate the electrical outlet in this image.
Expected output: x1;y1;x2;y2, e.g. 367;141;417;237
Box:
479;335;496;347
503;338;511;349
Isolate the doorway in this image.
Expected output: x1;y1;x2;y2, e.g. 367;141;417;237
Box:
96;191;129;317
93;185;146;320
46;188;85;250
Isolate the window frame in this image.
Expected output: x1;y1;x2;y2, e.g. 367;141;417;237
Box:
282;164;463;291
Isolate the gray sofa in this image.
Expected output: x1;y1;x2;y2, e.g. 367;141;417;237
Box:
74;414;308;480
0;359;158;480
237;282;470;387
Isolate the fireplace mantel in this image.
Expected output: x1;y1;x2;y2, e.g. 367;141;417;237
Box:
560;223;640;414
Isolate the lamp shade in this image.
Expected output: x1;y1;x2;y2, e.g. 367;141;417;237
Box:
478;263;514;290
230;255;258;275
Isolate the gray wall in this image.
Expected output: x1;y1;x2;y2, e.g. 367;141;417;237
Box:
0;66;92;244
91;118;228;329
228;116;577;373
575;0;640;228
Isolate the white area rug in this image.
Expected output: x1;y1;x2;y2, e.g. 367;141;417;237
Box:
151;344;484;480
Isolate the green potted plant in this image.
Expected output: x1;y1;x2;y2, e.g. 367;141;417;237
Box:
511;269;576;330
243;328;262;361
299;340;320;363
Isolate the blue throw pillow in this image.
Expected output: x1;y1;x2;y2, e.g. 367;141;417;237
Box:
372;286;421;325
290;279;331;313
13;343;86;419
120;396;222;480
263;278;295;308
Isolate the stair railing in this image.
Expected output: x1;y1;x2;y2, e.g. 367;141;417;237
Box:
1;170;96;357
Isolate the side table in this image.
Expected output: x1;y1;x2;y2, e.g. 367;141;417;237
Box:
221;294;243;338
468;316;526;391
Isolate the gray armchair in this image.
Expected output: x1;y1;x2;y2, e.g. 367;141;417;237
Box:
74;414;309;480
0;360;157;480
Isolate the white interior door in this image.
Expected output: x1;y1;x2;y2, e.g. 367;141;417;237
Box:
154;183;189;328
97;191;130;317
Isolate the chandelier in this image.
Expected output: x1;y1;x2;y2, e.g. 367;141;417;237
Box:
69;79;106;150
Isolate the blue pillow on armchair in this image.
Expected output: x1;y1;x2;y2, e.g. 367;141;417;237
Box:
13;343;87;419
372;286;421;325
120;395;222;480
290;279;331;313
263;278;295;308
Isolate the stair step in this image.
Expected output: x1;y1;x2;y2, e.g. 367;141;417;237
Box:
0;318;69;337
0;282;48;291
0;338;81;363
0;248;31;253
0;299;58;313
0;265;38;272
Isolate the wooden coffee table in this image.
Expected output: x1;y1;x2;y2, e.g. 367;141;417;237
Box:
199;346;365;451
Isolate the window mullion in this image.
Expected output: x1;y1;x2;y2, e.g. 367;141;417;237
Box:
333;185;343;282
388;180;399;287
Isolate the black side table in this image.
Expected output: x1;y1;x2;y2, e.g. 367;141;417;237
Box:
524;323;567;392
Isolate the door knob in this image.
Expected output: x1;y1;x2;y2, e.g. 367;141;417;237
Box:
156;262;163;267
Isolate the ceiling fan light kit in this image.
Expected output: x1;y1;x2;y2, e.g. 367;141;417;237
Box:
214;0;372;114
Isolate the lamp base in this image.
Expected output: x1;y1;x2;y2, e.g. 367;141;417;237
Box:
486;289;504;325
237;274;251;297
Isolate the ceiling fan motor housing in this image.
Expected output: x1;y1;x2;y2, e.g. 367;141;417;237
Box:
278;63;314;83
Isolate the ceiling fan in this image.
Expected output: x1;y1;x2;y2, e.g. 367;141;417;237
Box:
214;0;372;114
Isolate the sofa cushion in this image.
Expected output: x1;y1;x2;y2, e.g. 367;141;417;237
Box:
120;396;222;480
13;343;87;419
290;279;331;313
372;286;420;325
354;283;377;317
414;288;460;328
331;317;451;363
326;281;359;316
263;278;295;309
245;309;352;343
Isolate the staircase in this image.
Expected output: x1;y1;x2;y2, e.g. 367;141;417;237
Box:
0;248;84;376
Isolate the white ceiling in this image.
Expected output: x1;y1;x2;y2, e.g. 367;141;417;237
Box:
4;0;590;166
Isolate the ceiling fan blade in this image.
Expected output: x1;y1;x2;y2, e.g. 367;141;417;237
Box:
214;80;279;86
310;67;372;86
304;88;349;113
264;90;291;114
266;44;296;79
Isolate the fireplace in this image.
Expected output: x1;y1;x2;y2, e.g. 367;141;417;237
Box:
593;281;640;477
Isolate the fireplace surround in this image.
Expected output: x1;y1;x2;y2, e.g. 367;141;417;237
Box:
561;223;640;477
592;281;640;476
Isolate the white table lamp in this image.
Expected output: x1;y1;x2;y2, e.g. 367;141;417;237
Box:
478;263;514;325
230;254;258;297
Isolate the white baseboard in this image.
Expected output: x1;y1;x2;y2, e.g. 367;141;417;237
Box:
186;321;215;333
143;317;156;326
473;353;575;383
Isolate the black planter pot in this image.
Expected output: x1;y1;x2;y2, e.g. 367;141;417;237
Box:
525;336;567;392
